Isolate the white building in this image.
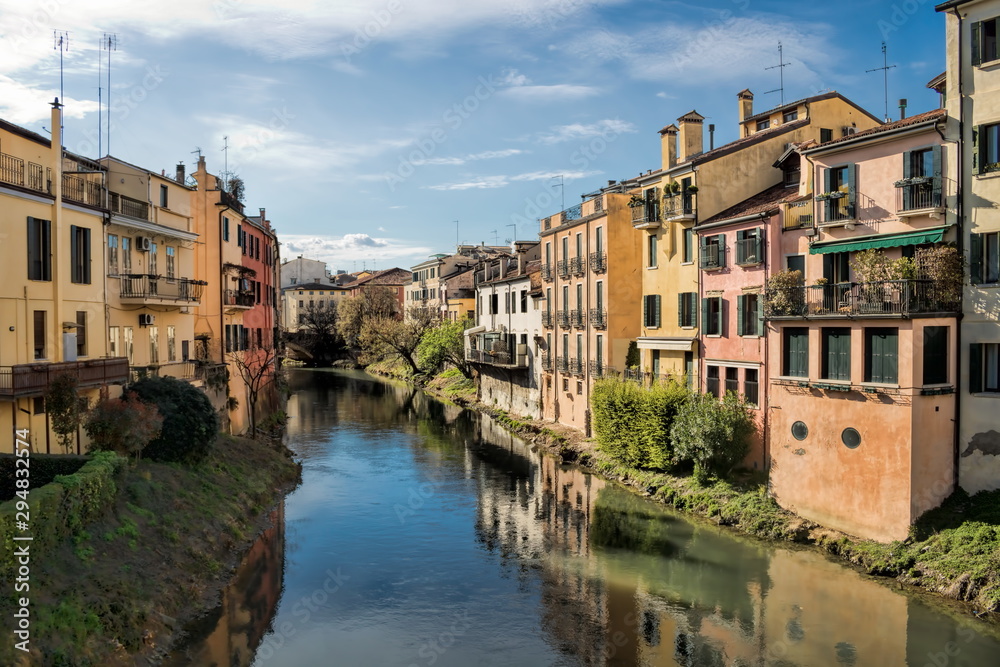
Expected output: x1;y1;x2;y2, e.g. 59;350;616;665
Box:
280;257;330;288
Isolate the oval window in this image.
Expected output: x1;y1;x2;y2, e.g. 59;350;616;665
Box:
842;427;862;449
791;421;808;441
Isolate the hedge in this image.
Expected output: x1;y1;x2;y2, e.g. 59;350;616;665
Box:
0;452;127;582
591;377;690;470
0;455;89;502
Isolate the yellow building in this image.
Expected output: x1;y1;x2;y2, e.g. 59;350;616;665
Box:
633;91;882;381
281;282;351;332
102;157;204;385
0;102;128;453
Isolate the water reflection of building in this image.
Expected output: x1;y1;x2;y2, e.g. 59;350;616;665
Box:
163;501;285;667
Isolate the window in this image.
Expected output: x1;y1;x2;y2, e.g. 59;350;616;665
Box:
643;294;661;328
901;146;942;209
562;333;569;364
820;128;833;143
702;296;722;336
706;366;720;397
490;293;498;315
575;233;582;261
545;288;551;313
683;226;694;263
822;164;855;222
783;327;809;377
545;242;551;266
504;292;510;313
576;333;583;368
75;311;87;357
647;234;658;268
33;310;46;360
562;285;569;314
823;252;851;284
223;216;230;242
725;367;739;395
685;351;694;388
166;246;176;278
122;236;131;272
821;328;851;381
699;234;725;269
783;164;801;187
168;325;176;362
652;350;660;376
27;217;52;281
923;326;948;385
70;225;91;284
576;283;583;310
298;300;303;308
109;326;119;358
149;326;159;364
595;281;604;311
520;290;527;313
678;292;697;328
737;294;761;337
865;327;899;384
756;119;770;131
160;184;168;208
783;109;799;123
149;242;158;275
970;343;1000;393
786;255;805;275
595;227;604;254
108;235;119;275
973;18;1000;65
561;236;568;260
123;326;134;364
735;228;763;265
975;124;1000;174
745;368;759;406
970;232;1000;284
237;224;243;249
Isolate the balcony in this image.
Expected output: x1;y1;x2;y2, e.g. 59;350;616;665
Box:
0;358;129;398
631;201;661;230
570;256;586;276
541;353;553;371
224;289;256;311
590;308;607;330
569;359;584;376
590;251;607;273
466;347;528;369
735;237;763;266
783;200;813;230
541;263;554;282
556;357;569;372
663;193;696;221
62;173;104;207
816;194;855;228
0;151;49;194
699;243;725;270
556;259;570;278
571;309;587;328
764;280;960;319
109;191;150;220
557;311;571;329
589;360;615;378
896;180;943;218
120;275;205;305
542;311;554;328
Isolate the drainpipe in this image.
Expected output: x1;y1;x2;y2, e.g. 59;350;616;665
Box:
218;203;232;365
950;6;965;494
760;211;771;474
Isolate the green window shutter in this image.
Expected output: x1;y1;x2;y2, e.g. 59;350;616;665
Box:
737;295;745;336
973;125;982;175
755;227;764;263
716;234;726;267
884;331;898;384
970;343;983;393
835;330;851;380
70;226;79;283
902;150;913;211
643;295;649;327
972;21;983;67
654;294;662;328
689;292;698;328
702;298;710;334
970;233;984;285
931;145;943;205
715;298;724;336
755;294;763;336
869;331;883;382
847;163;857;216
678;293;685;328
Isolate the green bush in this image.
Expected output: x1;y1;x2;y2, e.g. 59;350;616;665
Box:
129;376;219;462
85;391;164;460
670;391;756;482
591;377;690;470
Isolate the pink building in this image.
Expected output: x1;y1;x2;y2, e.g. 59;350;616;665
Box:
766;109;959;541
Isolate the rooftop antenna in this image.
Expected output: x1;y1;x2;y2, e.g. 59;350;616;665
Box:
53;31;69;142
221;135;229;190
763;42;791;106
866;41;897;122
455;220;459;250
192;146;202;159
507;223;517;246
102;33;117;159
551;175;565;213
490;229;499;245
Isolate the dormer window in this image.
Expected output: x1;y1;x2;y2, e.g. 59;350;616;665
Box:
756;119;770;131
783;109;798;122
783;164;800;187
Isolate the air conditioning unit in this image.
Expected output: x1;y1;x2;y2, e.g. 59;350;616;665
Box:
139;313;155;326
136;236;152;251
842;126;858;136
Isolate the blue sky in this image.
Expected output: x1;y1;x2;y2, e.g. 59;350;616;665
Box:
0;0;945;272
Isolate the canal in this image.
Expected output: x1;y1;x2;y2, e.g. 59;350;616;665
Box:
167;368;1000;666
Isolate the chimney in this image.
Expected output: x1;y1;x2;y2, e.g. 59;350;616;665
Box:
677;111;705;162
659;124;679;171
176;162;185;184
709;124;715;151
898;98;908;121
738;89;754;124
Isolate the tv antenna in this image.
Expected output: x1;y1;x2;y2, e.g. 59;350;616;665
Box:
192;147;202;159
763;43;791;106
455;220;459;249
101;34;117;159
550;175;565;213
507;223;517;245
490;229;498;245
866;41;897;122
53;31;69;141
221;135;230;189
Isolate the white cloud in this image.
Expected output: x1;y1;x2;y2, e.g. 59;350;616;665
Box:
281;233;432;267
427;168;600;191
534;119;636;145
414;148;525;166
499;83;599;102
0;75;99;124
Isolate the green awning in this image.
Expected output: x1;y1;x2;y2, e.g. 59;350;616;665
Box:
809;227;949;254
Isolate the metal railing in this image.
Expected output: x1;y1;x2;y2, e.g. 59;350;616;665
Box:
699;243;724;269
109;191;150;220
465;348;528;368
561;203;583;223
590;308;607;330
816;197;854;225
571;309;586;328
120;275;205;302
735;237;763;265
223;289;256;308
590;251;607;273
557;311;570;328
62;173;104;207
541;354;552;371
541;263;553;281
896;182;941;212
662;194;696;219
570;359;584;375
556;357;569;372
541;311;553;328
570;256;586;275
0;358;129;397
764;279;960;318
556;259;570;278
631;201;660;226
783;200;813;229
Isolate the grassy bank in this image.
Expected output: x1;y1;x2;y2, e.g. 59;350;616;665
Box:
0;434;300;666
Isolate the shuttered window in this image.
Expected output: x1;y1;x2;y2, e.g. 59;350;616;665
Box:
27;217;52;281
70;225;91;284
678;292;697;328
643;294;661;328
821;328;851;381
970;232;1000;284
737;294;761;337
702;297;723;336
865;328;898;384
783;327;808;378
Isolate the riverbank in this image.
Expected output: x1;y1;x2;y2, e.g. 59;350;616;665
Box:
368;361;1000;618
0;434;300;666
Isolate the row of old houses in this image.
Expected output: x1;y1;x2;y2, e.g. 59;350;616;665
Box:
460;1;1000;542
0;100;280;452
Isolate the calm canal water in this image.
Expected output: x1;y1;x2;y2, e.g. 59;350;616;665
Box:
166;368;1000;666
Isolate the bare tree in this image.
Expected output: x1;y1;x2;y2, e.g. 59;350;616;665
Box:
358;307;436;375
297;301;343;363
338;286;399;349
228;342;280;438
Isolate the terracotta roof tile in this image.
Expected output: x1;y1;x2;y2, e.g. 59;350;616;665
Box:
809;108;945;149
701;183;801;225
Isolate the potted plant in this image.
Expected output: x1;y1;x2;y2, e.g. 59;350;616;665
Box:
764;269;805;317
628;195;645;208
685;185;699;194
666;181;681;196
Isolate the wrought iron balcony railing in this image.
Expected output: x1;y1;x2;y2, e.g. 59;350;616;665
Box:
556;259;570;278
783;200;813;229
223;289;256;308
570;256;586;275
541;353;553;371
816;195;855;226
662;194;696;220
557;311;571;329
590;308;607;330
109;191;150;220
735;237;763;266
589;251;607;273
896;180;942;214
541;263;553;281
542;311;553;328
570;359;584;376
556;357;569;372
120;275;205;303
465;348;528;368
699;244;725;270
764;279;960;319
571;309;586;328
0;151;49;194
631;202;660;228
